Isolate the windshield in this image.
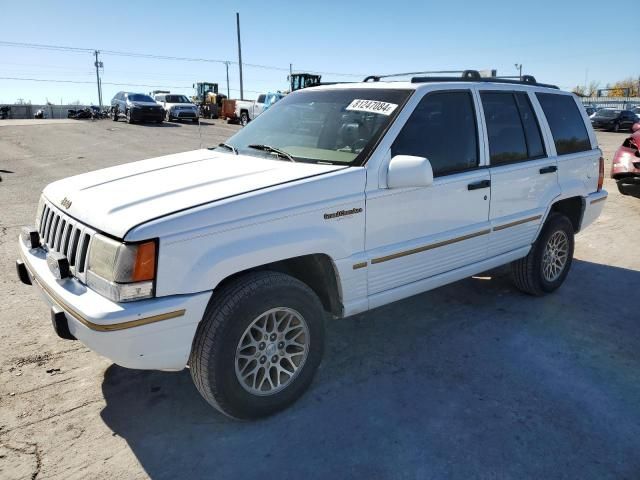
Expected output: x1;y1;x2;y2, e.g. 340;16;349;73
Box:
165;95;191;103
596;109;620;118
128;94;155;103
223;88;412;165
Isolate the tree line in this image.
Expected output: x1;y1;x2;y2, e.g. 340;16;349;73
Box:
573;76;640;97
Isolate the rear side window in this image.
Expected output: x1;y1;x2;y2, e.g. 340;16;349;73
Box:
392;91;478;177
481;92;529;164
257;94;266;103
536;93;591;155
514;92;545;159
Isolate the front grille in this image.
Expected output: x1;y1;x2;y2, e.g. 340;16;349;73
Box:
38;201;94;282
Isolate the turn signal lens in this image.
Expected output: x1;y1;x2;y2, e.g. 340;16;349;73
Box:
597;155;604;191
132;241;156;282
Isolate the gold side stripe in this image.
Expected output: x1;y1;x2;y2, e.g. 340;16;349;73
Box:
21;254;185;332
352;262;368;270
493;215;542;232
371;229;491;265
590;196;607;205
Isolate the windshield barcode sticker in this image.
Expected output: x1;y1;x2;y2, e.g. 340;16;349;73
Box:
346;99;398;116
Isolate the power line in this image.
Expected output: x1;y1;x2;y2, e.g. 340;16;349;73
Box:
0;40;365;77
0;76;263;93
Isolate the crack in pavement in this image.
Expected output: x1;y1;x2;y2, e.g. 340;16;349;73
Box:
1;441;42;480
0;399;102;435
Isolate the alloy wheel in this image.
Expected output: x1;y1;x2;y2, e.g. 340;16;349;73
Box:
234;307;309;396
542;230;569;282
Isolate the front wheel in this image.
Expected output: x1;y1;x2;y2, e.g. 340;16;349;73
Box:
126;109;134;124
111;108;118;121
510;213;575;296
613;122;620;132
189;271;325;419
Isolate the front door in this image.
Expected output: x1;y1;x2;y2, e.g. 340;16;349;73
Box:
365;89;491;298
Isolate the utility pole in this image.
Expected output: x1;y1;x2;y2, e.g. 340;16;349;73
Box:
236;12;244;100
514;63;522;80
224;61;230;98
94;50;103;108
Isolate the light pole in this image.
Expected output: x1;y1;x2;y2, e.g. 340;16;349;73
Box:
94;50;103;108
236;12;244;100
514;63;522;80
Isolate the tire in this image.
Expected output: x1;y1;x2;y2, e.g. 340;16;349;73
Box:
190;271;325;419
510;213;575;296
240;111;249;126
126;109;134;124
111;108;118;122
613;122;620;132
165;110;172;122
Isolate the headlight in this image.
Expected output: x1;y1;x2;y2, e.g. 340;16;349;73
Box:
86;234;157;302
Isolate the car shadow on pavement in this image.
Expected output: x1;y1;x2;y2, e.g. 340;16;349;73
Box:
131;122;181;128
100;259;640;480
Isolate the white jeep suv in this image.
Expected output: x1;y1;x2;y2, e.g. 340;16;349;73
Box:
17;71;607;419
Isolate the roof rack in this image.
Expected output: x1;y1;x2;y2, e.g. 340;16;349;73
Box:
363;69;559;89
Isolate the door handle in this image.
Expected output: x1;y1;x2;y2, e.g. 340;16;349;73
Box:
467;179;491;190
539;165;558;174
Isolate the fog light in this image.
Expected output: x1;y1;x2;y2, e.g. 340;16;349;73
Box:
20;226;40;249
47;252;70;280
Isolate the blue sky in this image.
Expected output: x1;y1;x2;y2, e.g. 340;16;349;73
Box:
0;0;634;104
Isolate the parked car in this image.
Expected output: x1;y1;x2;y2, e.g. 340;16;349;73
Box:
17;72;606;419
235;92;285;126
111;92;164;124
590;108;638;132
154;93;199;122
611;123;640;198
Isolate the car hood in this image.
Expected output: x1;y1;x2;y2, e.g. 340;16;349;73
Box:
130;101;160;107
43;149;346;239
165;102;196;108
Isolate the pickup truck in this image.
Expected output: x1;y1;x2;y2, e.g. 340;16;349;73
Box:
17;72;607;419
235;92;285;126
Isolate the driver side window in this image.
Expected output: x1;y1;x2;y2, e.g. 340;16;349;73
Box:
391;91;479;177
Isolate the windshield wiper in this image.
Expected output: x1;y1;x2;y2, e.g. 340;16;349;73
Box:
247;144;296;162
216;143;238;154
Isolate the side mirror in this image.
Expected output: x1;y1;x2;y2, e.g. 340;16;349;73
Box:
387;155;434;189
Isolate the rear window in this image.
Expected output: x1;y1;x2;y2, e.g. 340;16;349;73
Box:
536;93;591;155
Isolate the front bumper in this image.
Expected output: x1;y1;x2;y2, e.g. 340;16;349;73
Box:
170;110;198;119
17;240;211;370
130;108;164;122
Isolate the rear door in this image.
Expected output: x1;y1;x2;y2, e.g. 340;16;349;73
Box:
478;90;560;257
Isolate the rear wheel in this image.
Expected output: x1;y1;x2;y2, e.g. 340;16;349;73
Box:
510;213;574;296
190;271;325;419
613;122;620;132
240;111;249;126
111;108;118;121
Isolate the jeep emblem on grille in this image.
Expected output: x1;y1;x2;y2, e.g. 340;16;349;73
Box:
61;197;72;209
